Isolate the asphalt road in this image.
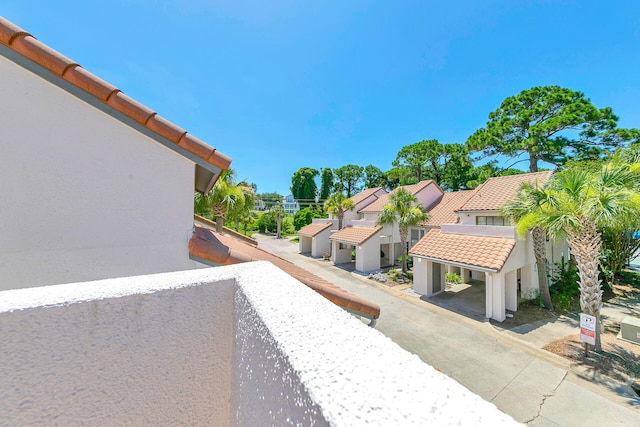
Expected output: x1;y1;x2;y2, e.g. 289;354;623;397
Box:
255;234;640;426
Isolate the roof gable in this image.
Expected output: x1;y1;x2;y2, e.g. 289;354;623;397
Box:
360;180;438;213
298;221;334;237
458;171;554;212
422;190;475;227
329;226;382;245
0;17;230;193
350;187;384;205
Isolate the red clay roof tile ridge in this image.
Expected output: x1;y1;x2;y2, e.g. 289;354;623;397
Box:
0;17;232;174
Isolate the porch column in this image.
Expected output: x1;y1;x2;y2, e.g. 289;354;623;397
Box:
486;274;506;322
413;257;429;295
461;268;472;284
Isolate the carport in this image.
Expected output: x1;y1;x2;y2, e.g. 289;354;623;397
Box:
410;228;531;322
329;225;383;273
297;220;336;258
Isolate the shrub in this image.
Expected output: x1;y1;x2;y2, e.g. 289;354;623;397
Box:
257;211;276;233
445;273;462;284
293;207;326;231
549;260;580;311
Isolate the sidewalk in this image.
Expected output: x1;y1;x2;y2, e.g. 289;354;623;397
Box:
258;236;640;426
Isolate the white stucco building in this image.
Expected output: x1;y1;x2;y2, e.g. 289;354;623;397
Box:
410;172;567;322
330;180;443;273
0;17;519;425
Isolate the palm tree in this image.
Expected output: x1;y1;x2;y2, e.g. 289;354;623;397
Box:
271;203;286;239
501;182;554;310
229;183;256;232
324;193;356;229
240;213;256;236
519;164;640;351
377;188;428;273
210;170;244;232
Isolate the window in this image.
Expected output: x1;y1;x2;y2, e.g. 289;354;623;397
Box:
476;216;506;226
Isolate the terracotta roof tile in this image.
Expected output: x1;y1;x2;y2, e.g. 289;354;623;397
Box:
0;17;231;192
350;187;384;205
146;114;187;144
63;65;119;101
422;190;475;227
459;171;553;212
329;226;382;245
410;228;515;271
10;34;77;76
360;180;436;213
298;221;333;237
189;225;380;319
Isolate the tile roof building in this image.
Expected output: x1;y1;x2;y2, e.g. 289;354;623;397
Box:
410;172;566;322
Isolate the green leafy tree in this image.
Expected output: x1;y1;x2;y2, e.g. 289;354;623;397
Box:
464;162;524;189
291;167;319;202
324;193;356;230
257;211;276;233
466;86;636;172
209;170;244;232
319;168;334;203
363;164;386;188
501;182;554;310
439;144;475;191
271;203;286;238
518;164;640;351
240;212;256;236
392;140;474;190
333;164;364;197
194;191;213;217
228;183;256;231
392;140;439;183
384;167;411;189
293;207;326;231
377;188;428;273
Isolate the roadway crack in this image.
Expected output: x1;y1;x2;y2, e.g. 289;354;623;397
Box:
523;371;567;425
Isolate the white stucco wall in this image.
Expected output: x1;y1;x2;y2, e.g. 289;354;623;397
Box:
0;269;235;426
415;183;443;210
312;228;333;257
0;263;518;426
0;54;197;290
355;238;381;273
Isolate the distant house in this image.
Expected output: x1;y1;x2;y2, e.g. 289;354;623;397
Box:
254;199;267;211
410;171;566;322
330;181;443;273
283;194;300;215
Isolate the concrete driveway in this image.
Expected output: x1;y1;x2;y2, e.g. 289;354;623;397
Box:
257;235;640;426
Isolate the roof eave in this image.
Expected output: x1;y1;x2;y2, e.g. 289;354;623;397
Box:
409;254;500;273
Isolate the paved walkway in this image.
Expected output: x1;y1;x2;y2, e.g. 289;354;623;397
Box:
255;234;640;426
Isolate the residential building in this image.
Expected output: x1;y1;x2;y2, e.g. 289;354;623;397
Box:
297;219;338;258
254;198;267;210
330;181;443;273
410;171;567;322
283;194;300;215
298;187;386;259
0;17;518;424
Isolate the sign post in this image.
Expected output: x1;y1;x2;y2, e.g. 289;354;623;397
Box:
580;313;596;356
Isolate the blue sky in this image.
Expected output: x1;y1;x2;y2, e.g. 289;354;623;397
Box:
3;1;639;195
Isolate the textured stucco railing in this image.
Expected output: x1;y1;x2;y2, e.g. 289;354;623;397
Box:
0;262;518;426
